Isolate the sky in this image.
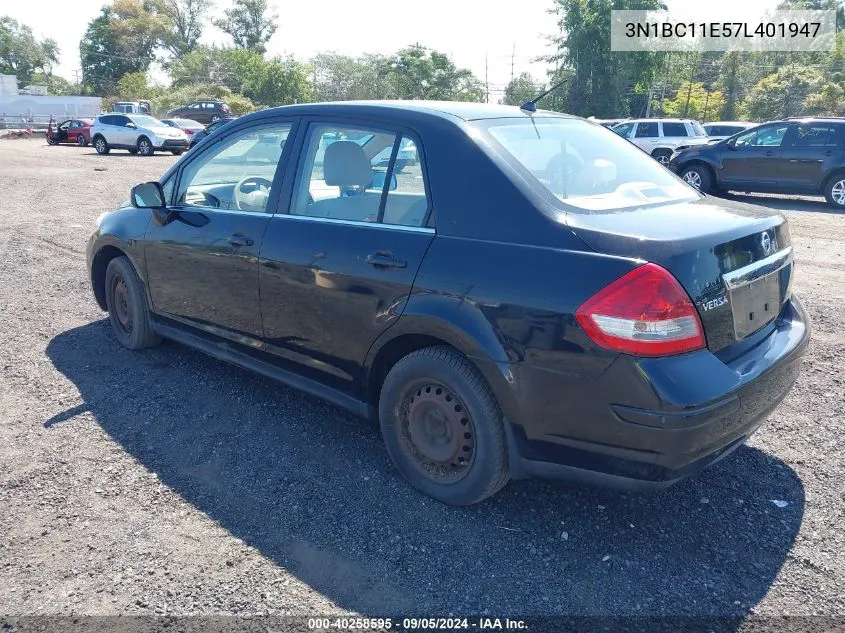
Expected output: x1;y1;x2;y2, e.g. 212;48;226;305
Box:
5;0;791;97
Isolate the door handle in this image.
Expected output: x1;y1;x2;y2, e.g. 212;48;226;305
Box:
227;234;254;247
366;251;406;269
765;151;774;156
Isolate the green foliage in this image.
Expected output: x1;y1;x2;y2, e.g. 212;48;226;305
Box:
548;0;664;116
804;83;845;116
501;73;543;106
311;52;393;101
662;82;726;121
382;45;485;102
115;71;158;100
154;0;212;57
0;16;60;86
744;65;823;120
80;0;165;95
213;0;277;54
29;72;76;96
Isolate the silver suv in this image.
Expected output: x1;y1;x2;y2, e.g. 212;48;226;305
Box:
90;114;189;156
610;118;710;165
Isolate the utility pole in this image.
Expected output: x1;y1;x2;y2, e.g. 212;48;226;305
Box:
645;82;654;117
485;51;489;103
511;43;516;82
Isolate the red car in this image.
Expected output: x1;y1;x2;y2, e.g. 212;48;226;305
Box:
46;118;94;146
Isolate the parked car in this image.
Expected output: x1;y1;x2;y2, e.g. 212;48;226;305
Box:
166;100;231;125
87;102;809;505
611;118;710;164
703;121;755;141
90;113;189;156
588;117;629;128
186;116;239;148
46;118;93;146
111;101;152;114
161;118;206;144
670;118;845;208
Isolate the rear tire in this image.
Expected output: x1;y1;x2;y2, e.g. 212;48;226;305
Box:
137;136;154;156
104;256;161;350
77;134;87;147
171;149;185;155
652;149;672;166
680;163;713;193
824;171;845;209
378;346;509;506
93;135;109;155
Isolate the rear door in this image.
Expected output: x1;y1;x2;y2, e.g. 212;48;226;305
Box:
661;121;689;147
632;121;659;152
778;123;836;192
720;123;791;188
259;120;434;393
144;117;297;345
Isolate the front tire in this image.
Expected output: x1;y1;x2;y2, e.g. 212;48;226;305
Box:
104;256;161;350
824;172;845;209
93;136;109;155
137;136;154;156
680;163;713;192
379;346;509;506
171;149;185;155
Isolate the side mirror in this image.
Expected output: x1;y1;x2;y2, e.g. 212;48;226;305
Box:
126;122;136;129
726;138;737;150
370;171;398;191
131;181;166;209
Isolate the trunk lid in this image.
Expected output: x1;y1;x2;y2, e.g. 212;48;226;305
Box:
565;196;794;352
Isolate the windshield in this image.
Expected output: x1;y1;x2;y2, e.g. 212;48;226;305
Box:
128;115;165;128
479;117;698;212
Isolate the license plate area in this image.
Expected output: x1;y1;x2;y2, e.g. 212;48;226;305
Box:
727;272;781;339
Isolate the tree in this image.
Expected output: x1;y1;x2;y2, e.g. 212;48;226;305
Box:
744;65;823;120
213;0;277;54
29;72;75;95
662;82;726;121
155;0;211;58
501;73;542;106
311;52;394;101
804;83;845;116
80;0;165;95
548;0;665;117
383;45;485;102
151;83;254;115
0;16;60;86
116;71;157;100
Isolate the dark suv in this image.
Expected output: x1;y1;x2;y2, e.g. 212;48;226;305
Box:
165;100;231;125
670;118;845;208
87;102;808;505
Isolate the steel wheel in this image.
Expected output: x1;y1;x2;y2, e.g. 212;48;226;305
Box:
397;381;476;484
832;179;845;206
111;275;133;336
683;169;702;189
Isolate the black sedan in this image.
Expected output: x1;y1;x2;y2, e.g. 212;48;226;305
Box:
186;116;238;148
670;118;845;208
86;102;809;505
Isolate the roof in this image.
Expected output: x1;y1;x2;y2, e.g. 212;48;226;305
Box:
253;100;578;122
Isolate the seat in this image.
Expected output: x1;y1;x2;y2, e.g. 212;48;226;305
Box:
307;141;381;222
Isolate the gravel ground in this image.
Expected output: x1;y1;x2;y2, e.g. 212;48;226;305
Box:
1;138;844;621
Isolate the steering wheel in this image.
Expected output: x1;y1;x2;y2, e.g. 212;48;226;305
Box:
233;176;273;211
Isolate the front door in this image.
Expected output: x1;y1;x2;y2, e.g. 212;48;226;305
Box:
144;118;296;346
777;123;836;192
259;122;434;393
720;123;791;189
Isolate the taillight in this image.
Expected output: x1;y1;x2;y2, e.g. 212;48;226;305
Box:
575;263;706;357
185;129;194;134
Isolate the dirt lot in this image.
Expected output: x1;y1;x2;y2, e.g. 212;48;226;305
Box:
1;138;844;622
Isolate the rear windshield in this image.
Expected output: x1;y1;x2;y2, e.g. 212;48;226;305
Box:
477;117;698;212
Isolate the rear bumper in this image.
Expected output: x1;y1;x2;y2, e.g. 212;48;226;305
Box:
503;296;810;489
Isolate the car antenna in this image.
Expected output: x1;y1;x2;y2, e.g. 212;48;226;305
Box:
520;77;573;114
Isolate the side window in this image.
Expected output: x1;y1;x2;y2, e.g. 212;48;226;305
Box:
831;125;845;147
735;125;788;148
161;177;175;206
611;122;634;138
291;124;398;223
793;125;833;147
662;122;687;137
635;122;659;138
382;137;429;227
176;122;292;213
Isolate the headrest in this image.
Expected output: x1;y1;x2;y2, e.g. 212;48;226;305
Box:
323;141;372;188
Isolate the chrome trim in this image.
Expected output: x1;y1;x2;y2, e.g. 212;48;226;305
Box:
273;213;435;234
722;246;793;290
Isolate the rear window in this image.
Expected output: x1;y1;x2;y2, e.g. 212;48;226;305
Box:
691;121;707;136
705;124;746;137
662;122;687;137
479;117;698;212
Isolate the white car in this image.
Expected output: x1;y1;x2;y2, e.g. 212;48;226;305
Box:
610;118;711;165
90;113;189;156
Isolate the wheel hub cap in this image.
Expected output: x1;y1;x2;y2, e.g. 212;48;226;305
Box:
683;170;702;189
401;383;475;481
833;179;845;206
